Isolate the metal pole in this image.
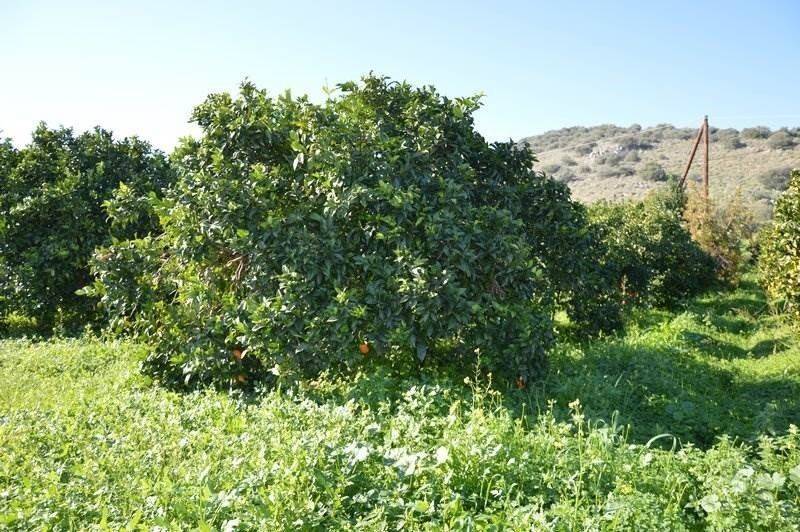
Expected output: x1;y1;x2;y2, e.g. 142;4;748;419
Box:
680;119;706;188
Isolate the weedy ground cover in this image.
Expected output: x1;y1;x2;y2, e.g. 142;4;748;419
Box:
542;274;799;447
1;277;798;529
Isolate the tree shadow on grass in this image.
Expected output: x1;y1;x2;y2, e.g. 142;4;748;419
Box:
687;279;770;318
519;278;799;448
292;328;800;451
707;314;757;335
516;337;800;449
749;338;791;358
678;331;791;360
623;297;763;338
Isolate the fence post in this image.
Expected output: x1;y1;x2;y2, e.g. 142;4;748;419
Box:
679;118;706;189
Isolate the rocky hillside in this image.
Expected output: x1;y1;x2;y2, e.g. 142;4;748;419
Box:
519;124;800;220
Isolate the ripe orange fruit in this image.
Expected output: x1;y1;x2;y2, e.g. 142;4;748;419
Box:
359;342;370;355
232;348;243;361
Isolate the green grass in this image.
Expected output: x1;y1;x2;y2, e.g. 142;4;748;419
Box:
1;278;800;529
541;276;800;448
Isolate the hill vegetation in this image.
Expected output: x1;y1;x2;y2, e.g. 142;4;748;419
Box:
520;124;800;221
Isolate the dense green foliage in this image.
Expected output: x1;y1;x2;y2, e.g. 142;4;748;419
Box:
760;169;800;325
0;125;174;333
588;184;717;307
89;77;605;387
2;279;799;529
0;139;20;321
685;188;756;284
551;218;625;335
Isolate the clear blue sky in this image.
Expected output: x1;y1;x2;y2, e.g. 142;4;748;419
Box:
2;1;799;150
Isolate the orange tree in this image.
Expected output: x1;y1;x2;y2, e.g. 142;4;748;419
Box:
0;125;174;333
0;139;19;322
759;169;800;325
588;183;717;308
89;76;612;387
